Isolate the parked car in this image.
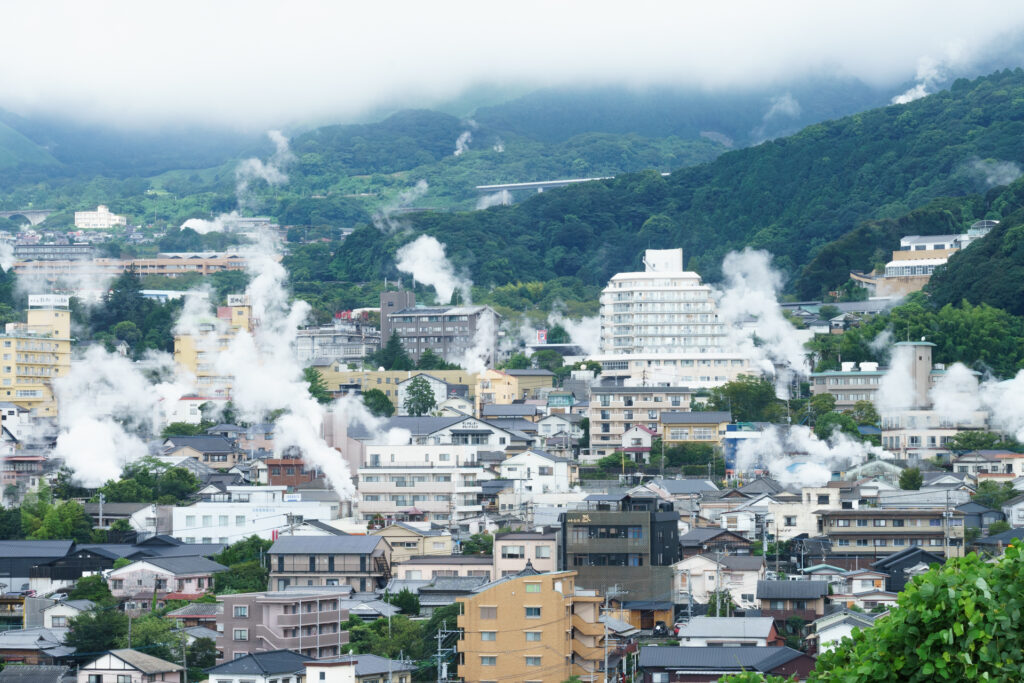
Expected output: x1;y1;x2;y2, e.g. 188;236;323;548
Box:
652;621;669;637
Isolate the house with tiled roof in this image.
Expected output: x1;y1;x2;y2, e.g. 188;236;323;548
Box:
106;556;227;605
78;650;182;683
371;522;453;563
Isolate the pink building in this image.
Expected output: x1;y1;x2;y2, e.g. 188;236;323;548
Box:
217;590;350;662
107;556;227;608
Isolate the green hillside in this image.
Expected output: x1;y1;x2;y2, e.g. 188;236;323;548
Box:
0;120;58;168
324;69;1024;297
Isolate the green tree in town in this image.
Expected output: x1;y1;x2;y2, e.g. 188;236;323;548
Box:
115;613;185;662
987;520;1011;535
813;411;861;441
973;481;1018;510
383;588;420;616
160;421;210;437
403;375;437;416
68;574;115;605
369;332;414;371
65;608;128;655
546;324;571;344
304;366;333;404
899;467;923;491
461;531;493;555
706;589;735;617
187;638;218;681
706;375;784;423
416;348;458;370
848;400;880;426
500;352;530;370
361;388;395;417
946;430;1024;453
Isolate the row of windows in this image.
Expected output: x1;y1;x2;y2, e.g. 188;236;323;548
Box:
834;538;960;547
831;518;951;527
184;515;246;527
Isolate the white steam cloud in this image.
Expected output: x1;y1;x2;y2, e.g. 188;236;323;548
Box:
764;93;801;119
929;362;982;424
891;56;943;104
736;424;885;487
181;211;243;235
395;235;471;305
967;157;1023;188
454;131;473;157
547;310;601;357
332;393;412;446
874;343;917;413
52;347;190;487
717;248;810;396
493;138;505;153
929;362;1024;441
372;179;429;233
453;308;497;374
475;190;512;210
0;242;14;272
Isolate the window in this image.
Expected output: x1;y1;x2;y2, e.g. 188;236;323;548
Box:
233;628;249;641
873;519;887;527
784;516;797;527
770;600;785;610
856;519;868;527
479;606;497;620
501;545;525;559
51;616;67;627
480;656;497;667
234;605;249;618
525;607;541;618
117;676;130;683
536;546;551;559
525;631;541;642
88;677;101;683
525;657;541;667
481;631;496;641
236;515;246;526
525;583;541;593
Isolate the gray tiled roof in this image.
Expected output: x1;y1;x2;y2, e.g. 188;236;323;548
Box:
137;556;228;575
206;650;310;675
651;478;719;495
481;404;541;417
0;665;68;683
756;580;829;600
270;535;383;555
638;646;804;671
347;416;463;440
166;602;222;617
0;540;73;559
105;649;183;674
163;435;235;454
676;616;775;639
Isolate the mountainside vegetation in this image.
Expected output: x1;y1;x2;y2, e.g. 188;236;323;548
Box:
319;69;1024;298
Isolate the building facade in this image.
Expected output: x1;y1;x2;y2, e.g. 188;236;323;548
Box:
267;535;392;592
588;385;693;458
74;205;127;229
819;508;965;558
217;591;350;661
385;304;500;366
0;296;72;417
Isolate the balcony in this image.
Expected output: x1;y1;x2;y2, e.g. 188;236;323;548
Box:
274;609;345;627
571;640;604;661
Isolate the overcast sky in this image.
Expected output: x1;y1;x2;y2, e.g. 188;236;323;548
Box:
4;1;1024;129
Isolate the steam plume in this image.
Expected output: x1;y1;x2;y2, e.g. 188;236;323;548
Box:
735;424;885;487
395;235;471;305
475;190;512;210
372;179;429;233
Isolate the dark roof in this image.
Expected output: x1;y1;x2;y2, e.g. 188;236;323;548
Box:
495;531;556;541
660;411;732;424
270;535;383;555
0;540;73;559
621;600;673;610
105;649;183;674
738;477;787;495
388;522;446;537
637;645;805;672
679;528;748;546
871;546;946;570
300;519;349;535
347;416;462;440
756;580;828;600
0;665;68;683
163;435;235;454
206;650;311;676
145;543;227;558
956;502;1000;514
973;527;1024;546
82;502;149;516
166;602;223;617
132;556;228;574
717;555;765;571
136;534;183;547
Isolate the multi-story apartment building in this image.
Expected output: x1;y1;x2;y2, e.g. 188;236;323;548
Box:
318;368;479;409
383;295;501;366
0;295;72;417
14;252;262;283
268;535;392;592
173;294;252;398
456;570;609;683
589;249;754;388
659;411;732;446
13;243;97;260
475;369;555;412
218;590;350;661
357;444;486;524
493;531;558;577
296;317;380;366
172;486;340;543
560;490;680;601
74;205;127;229
588;384;692;458
370;523;453;564
810;361;884;409
818;508;965;558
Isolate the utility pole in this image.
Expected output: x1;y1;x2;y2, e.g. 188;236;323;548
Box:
98;492;105;529
435;621;459;683
181;637;189;683
774;521;780;576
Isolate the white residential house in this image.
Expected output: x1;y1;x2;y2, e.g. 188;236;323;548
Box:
676;616;781;647
672;554;766;609
769;486;853;541
171;486;339;542
621;425;656;463
358;444;488;524
1002;493;1024;527
437;396;474;416
720;493;776;540
498;449;575;500
41;599;94;629
809;611;880;653
536;413;585;439
396;374;468;416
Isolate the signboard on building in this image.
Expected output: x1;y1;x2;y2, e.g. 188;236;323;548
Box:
283;493;302;503
226;294;250;306
27;294;70;308
537;329;547;344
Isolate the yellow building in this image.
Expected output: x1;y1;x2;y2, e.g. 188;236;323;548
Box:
0;295;72;417
475;368;555;415
659;410;733;447
371;522;453;564
173;295;252;398
319;366;478;407
456;570;608;682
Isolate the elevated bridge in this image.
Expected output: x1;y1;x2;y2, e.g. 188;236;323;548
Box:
475;172;670;194
0;209;55;226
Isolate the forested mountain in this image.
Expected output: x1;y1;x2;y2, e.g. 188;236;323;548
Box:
322;69;1024;297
